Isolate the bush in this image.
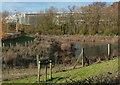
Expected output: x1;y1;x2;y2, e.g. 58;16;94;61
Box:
104;29;113;36
89;29;96;35
47;29;63;35
111;27;118;35
72;74;119;84
79;29;88;35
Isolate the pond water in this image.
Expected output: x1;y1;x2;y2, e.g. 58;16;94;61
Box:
74;42;118;57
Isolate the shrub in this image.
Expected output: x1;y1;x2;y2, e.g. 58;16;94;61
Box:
104;29;113;36
79;29;88;35
89;29;96;35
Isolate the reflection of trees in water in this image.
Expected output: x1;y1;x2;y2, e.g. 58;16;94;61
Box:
74;43;117;57
73;43;117;64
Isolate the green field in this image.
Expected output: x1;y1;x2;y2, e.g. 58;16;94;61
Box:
2;35;35;46
3;58;118;83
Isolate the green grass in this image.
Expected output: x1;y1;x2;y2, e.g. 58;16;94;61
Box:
2;35;35;46
3;58;118;83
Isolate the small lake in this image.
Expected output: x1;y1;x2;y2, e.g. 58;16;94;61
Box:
74;42;118;57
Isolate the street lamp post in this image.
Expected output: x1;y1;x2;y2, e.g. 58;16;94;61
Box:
15;10;19;32
16;13;18;32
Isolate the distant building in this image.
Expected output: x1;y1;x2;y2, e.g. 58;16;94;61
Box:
5;1;118;25
5;13;27;24
5;12;84;25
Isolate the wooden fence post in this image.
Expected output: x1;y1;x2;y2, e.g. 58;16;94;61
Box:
82;48;84;67
2;43;5;48
10;43;12;47
108;44;111;60
49;60;52;80
73;48;84;69
36;55;40;82
25;42;27;46
38;61;41;82
45;64;47;82
16;43;18;46
28;41;30;44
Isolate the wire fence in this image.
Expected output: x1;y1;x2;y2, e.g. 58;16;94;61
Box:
2;39;118;82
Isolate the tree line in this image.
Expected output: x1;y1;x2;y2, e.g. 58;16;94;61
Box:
1;2;119;36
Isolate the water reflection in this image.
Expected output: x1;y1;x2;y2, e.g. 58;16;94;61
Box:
74;42;118;57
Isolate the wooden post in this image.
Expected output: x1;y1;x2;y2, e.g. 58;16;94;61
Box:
16;43;18;46
2;43;5;48
10;43;12;47
49;60;52;80
108;44;111;60
25;42;27;46
38;61;41;82
34;39;36;41
0;39;2;48
45;64;47;82
36;55;40;82
36;55;39;68
82;48;84;67
73;48;84;69
28;41;30;44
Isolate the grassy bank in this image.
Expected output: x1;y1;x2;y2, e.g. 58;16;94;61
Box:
2;35;35;46
3;57;118;83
